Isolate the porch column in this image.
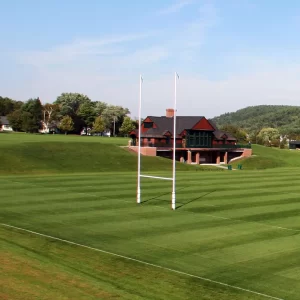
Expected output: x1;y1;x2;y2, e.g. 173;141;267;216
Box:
196;152;200;164
224;151;228;164
187;151;192;164
216;152;220;164
180;156;184;163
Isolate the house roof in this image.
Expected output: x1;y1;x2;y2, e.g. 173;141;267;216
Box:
213;129;236;141
131;115;237;141
139;116;212;137
0;116;9;125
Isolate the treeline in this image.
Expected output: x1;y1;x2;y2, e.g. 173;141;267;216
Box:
212;124;287;148
0;94;137;136
210;105;300;147
211;105;300;137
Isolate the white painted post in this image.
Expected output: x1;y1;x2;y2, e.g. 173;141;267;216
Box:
172;72;179;210
137;75;142;204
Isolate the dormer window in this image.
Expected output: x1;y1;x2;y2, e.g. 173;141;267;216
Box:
144;122;153;128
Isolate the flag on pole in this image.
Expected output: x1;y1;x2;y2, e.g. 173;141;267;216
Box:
176;72;179;79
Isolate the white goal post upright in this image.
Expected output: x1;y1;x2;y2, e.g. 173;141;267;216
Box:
137;74;142;204
137;73;178;210
172;72;179;210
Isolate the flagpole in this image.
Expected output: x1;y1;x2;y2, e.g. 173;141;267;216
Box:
137;75;142;204
172;72;178;210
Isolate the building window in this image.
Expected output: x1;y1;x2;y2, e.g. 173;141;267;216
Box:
187;131;212;147
144;122;153;128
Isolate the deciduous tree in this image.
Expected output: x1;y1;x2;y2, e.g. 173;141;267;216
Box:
59;116;74;135
101;105;130;135
119;116;136;136
7;110;23;131
257;127;280;146
220;124;248;143
42;103;59;132
55;93;91;117
54;93;92;133
77;101;96;127
21;111;39;133
21;98;43;132
92;116;105;134
0;96;22;115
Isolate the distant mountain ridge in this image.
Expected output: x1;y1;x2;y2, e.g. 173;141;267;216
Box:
210;105;300;134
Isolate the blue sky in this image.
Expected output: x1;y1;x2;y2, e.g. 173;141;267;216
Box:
1;0;300;118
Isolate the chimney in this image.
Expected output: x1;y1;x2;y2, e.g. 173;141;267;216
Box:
166;108;174;118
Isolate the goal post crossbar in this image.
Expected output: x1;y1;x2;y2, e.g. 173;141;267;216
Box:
140;174;173;181
137;73;178;210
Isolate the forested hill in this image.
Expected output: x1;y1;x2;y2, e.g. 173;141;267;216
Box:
210;105;300;134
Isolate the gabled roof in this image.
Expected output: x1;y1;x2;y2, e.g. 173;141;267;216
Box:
0;116;9;125
141;116;212;137
213;130;236;141
130;115;236;141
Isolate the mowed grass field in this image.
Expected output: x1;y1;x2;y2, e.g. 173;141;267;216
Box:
1;133;300;299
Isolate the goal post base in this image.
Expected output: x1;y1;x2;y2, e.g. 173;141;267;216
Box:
171;192;176;210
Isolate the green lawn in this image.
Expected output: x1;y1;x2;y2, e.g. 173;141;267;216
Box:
1;169;300;300
231;144;300;169
0;133;218;174
1;133;300;299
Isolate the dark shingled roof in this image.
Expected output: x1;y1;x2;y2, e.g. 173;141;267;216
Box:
138;116;214;137
213;129;236;141
131;115;236;141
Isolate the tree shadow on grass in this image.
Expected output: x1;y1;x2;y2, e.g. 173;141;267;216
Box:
176;190;217;209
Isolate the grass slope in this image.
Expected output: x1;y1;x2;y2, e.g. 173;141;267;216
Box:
1;170;300;300
0;133;215;174
230;144;300;169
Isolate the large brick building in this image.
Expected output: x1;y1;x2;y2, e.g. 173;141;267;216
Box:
129;109;252;164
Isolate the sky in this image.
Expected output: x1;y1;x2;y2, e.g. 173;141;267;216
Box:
1;0;300;118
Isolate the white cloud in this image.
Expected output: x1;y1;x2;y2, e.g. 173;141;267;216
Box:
18;33;155;67
157;0;195;15
9;1;298;121
4;61;300;121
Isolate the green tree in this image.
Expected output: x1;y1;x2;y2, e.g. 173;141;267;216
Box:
21;98;43;132
7;109;23;131
101;105;130;136
77;101;96;127
54;93;92;133
55;93;91;117
257;127;280;147
0;96;23;115
21;111;39;133
94;101;107;116
92;116;105;134
119;116;136;136
220;124;248;143
42;103;60;132
59;116;74;135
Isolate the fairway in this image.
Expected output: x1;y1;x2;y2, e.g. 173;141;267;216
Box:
1;168;300;299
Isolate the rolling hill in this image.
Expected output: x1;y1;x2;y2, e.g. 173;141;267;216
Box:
210;105;300;133
0;133;215;174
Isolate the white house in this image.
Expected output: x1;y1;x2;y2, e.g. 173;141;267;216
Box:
0;116;13;131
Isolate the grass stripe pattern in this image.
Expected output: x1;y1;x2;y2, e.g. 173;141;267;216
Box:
1;169;300;299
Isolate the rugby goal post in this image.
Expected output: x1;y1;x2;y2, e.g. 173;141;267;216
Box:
137;72;179;210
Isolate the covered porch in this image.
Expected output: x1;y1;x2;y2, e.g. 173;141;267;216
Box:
157;149;244;165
